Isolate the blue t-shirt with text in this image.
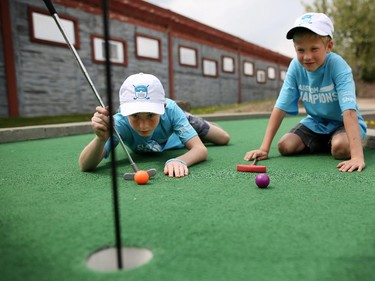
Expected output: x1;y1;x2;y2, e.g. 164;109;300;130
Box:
275;52;366;138
104;98;197;156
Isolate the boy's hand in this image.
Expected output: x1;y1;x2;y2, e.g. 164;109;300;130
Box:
336;158;366;172
243;149;269;161
91;106;110;141
164;158;189;178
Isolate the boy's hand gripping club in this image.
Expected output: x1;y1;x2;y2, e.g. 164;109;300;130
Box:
42;0;156;180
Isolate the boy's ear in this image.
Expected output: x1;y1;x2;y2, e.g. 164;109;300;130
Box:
327;40;334;52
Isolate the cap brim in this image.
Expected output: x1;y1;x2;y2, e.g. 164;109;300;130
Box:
287;26;332;39
286;27;308;39
120;102;165;116
286;27;298;39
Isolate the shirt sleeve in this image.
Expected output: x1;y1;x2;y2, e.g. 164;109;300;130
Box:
274;59;300;115
166;100;197;144
329;55;357;112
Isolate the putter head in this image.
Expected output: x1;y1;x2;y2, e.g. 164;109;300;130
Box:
123;168;157;181
237;164;267;173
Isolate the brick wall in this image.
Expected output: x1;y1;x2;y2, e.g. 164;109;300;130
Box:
0;0;290;117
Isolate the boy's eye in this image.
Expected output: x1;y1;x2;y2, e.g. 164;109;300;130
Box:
129;113;156;120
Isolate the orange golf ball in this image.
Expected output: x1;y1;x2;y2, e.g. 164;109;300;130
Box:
134;170;149;185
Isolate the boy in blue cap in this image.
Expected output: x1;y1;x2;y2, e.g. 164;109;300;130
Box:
244;13;367;172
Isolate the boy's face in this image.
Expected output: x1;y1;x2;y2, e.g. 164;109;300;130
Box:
127;113;160;137
293;36;333;72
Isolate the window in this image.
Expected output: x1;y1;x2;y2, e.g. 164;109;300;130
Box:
222;56;235;73
267;67;276;80
135;34;161;61
280;70;287;81
29;7;79;48
91;35;127;66
243;61;254;76
256;70;267;83
202;58;218;77
179;46;198;67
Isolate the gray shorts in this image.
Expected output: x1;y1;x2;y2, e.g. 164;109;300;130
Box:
185;112;210;137
289;123;345;153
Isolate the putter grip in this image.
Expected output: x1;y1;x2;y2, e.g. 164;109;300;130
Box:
237;164;267;173
43;0;57;15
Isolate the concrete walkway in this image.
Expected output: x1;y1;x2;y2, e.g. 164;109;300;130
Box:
356;98;375;149
1;98;375;149
357;98;375;112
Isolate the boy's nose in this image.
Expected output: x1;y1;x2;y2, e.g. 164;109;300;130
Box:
137;119;148;129
303;52;312;60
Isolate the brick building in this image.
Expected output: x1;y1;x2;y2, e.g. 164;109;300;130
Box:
0;0;292;117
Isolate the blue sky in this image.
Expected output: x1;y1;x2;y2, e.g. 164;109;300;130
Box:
144;0;315;58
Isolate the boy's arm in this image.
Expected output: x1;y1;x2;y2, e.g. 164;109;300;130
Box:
337;109;365;172
244;107;286;161
179;136;208;165
164;136;208;178
79;137;107;171
79;106;110;171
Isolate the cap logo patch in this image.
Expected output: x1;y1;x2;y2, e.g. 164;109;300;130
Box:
133;85;150;100
300;14;313;25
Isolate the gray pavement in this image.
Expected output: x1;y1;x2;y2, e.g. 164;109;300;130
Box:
1;98;375;148
357;98;375;150
357;98;375;112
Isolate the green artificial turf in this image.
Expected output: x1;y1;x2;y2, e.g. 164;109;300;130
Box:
1;117;375;281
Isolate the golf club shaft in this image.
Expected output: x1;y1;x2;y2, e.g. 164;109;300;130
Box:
43;0;138;172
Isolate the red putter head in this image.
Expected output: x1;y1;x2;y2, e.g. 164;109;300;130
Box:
236;164;267;173
236;158;267;173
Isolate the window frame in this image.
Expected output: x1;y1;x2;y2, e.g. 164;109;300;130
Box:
267;66;276;80
91;34;127;66
178;45;198;68
28;7;80;49
221;55;235;74
202;58;218;78
280;69;287;81
135;33;161;61
243;61;255;77
256;69;267;84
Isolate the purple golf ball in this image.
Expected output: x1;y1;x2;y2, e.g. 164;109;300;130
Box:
255;173;270;188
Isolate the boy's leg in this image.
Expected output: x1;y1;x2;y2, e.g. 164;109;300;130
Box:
185;112;230;145
201;122;230;145
278;132;306;155
278;123;331;155
330;127;350;159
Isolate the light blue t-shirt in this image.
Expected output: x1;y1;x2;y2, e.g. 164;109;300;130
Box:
104;98;197;156
275;52;367;139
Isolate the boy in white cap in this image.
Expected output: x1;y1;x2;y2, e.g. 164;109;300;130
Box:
79;73;230;177
244;13;367;172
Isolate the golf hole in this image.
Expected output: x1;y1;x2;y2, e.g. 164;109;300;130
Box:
86;247;153;272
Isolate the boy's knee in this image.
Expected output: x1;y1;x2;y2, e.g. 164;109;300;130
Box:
277;133;305;155
331;134;351;159
331;141;350;160
217;132;230;145
278;138;293;155
202;128;230;145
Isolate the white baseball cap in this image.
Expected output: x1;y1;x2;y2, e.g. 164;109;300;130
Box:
119;73;166;116
286;13;334;40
